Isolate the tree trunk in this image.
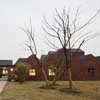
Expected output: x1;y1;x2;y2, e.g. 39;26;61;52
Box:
64;49;73;89
52;75;57;85
41;67;49;86
52;68;64;85
34;55;49;86
68;67;73;89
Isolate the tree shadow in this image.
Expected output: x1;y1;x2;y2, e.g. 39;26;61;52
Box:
59;87;82;95
39;84;59;89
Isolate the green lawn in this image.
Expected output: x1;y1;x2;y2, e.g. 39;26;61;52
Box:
0;81;100;100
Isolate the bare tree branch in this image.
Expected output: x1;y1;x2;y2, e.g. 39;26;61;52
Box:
42;8;100;88
19;22;37;55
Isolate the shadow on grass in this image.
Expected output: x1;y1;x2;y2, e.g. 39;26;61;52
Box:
39;84;82;96
39;84;59;89
59;87;82;95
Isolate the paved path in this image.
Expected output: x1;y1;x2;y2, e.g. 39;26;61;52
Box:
0;81;7;93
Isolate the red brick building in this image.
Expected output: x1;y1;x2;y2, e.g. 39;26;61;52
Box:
0;60;14;79
3;48;100;81
41;49;100;80
14;55;42;81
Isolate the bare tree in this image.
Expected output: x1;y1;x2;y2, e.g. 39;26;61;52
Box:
20;18;49;86
42;8;100;88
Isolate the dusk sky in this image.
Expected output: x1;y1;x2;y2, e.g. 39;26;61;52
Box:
0;0;100;64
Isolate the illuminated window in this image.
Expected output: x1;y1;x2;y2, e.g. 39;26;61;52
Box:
10;68;13;72
48;69;55;76
29;69;36;76
3;69;8;75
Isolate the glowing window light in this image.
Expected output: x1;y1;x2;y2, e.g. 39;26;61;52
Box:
3;69;8;75
29;69;36;76
48;69;55;76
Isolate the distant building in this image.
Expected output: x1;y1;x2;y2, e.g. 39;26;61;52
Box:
14;55;42;81
0;60;13;76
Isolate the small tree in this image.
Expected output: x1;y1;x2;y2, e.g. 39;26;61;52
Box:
14;62;27;83
20;19;49;86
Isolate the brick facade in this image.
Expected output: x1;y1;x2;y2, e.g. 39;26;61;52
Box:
2;48;100;81
41;49;100;80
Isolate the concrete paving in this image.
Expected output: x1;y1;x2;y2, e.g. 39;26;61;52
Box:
0;81;7;93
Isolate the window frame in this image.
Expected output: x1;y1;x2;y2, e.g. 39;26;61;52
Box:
88;67;95;76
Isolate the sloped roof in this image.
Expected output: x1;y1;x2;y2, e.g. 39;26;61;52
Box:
70;48;84;52
28;54;36;59
18;58;27;63
96;56;100;61
57;48;84;53
48;51;55;55
15;58;27;65
41;55;47;61
77;54;96;62
0;60;12;66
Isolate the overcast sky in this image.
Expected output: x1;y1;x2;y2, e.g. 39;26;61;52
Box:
0;0;100;64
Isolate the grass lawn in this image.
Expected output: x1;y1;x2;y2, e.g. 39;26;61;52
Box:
0;81;100;100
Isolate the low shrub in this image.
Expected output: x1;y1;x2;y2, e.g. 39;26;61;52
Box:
14;62;27;83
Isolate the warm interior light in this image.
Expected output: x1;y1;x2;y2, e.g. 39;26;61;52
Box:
29;69;36;76
3;69;8;75
48;69;55;76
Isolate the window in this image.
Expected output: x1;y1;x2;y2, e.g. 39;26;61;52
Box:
29;69;36;76
88;68;95;76
2;69;8;75
48;68;55;76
